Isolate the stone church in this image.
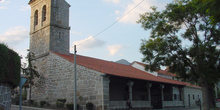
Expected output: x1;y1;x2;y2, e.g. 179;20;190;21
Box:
28;0;203;109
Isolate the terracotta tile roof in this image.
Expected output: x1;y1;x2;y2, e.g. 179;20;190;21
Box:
53;52;186;86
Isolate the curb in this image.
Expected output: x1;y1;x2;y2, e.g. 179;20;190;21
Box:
11;105;56;110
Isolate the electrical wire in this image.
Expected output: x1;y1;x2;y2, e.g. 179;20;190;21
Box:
74;0;145;47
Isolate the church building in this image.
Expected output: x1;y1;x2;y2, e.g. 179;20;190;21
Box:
28;0;202;109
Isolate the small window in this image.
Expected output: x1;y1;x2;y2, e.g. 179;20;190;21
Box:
42;5;46;22
193;95;195;100
34;10;38;26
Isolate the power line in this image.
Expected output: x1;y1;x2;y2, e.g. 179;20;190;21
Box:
76;0;145;47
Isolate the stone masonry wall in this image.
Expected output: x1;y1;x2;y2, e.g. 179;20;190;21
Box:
29;0;70;56
50;0;70;55
31;52;106;109
29;0;52;56
0;84;12;110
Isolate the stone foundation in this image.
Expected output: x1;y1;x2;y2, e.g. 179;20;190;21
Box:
0;84;12;110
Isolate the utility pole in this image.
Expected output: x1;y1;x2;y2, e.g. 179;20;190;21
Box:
74;45;77;110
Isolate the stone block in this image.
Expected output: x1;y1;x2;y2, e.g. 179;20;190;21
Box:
4;94;7;101
89;96;96;100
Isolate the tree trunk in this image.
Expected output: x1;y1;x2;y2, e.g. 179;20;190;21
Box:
201;83;216;110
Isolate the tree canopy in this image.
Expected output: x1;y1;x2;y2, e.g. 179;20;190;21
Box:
137;0;220;109
193;0;220;24
0;43;21;88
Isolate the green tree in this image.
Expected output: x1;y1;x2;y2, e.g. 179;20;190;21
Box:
0;43;21;88
193;0;220;24
22;50;39;104
137;0;220;109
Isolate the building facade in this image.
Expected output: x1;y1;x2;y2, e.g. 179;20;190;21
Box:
28;0;202;109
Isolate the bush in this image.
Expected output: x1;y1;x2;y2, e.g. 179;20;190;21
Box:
22;91;27;100
86;102;94;110
66;103;80;110
0;43;21;88
56;99;66;108
40;101;47;107
66;104;73;110
11;95;19;105
56;101;64;108
33;101;38;107
29;100;34;105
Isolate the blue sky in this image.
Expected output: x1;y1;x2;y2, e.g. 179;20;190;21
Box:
0;0;172;63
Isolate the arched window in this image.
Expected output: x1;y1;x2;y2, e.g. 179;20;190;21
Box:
34;10;38;26
42;5;46;22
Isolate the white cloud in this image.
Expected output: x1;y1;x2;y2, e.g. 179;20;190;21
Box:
0;0;5;3
0;0;10;4
72;36;105;51
107;44;123;55
0;26;29;46
0;0;9;9
104;0;120;4
117;0;169;24
20;5;30;11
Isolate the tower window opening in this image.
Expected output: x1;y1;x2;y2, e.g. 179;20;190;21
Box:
34;10;38;26
42;5;46;22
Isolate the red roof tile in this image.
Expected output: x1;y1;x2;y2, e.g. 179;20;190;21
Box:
54;52;186;86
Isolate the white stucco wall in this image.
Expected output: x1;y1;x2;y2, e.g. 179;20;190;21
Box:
183;86;202;107
131;62;158;76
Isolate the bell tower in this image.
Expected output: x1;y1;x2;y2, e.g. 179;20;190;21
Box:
29;0;70;56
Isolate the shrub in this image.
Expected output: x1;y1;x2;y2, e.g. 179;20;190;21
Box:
66;104;73;110
56;99;66;108
11;94;19;105
66;103;80;110
0;43;21;88
33;101;38;107
56;101;64;108
29;100;34;105
22;91;27;100
40;101;47;107
46;102;50;107
86;102;93;110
